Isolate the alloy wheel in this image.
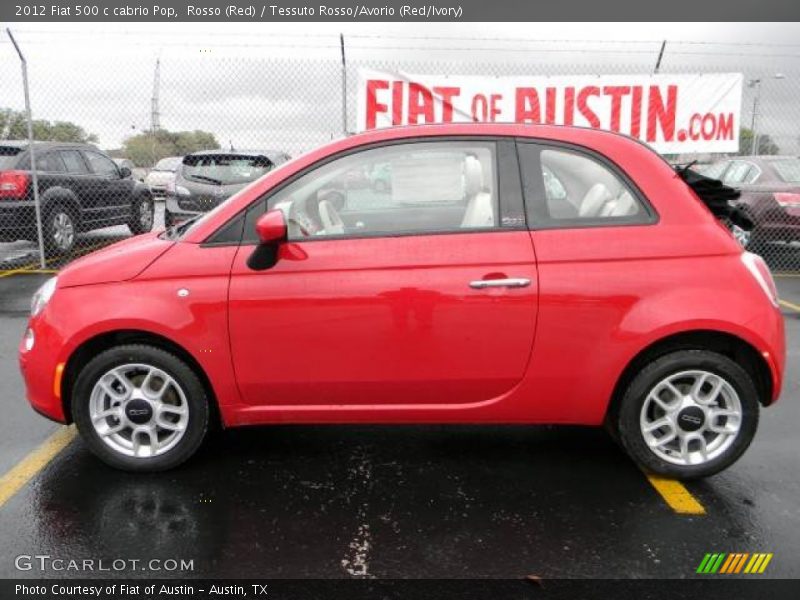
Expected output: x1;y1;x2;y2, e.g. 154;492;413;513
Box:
639;370;742;466
52;211;75;251
89;363;190;458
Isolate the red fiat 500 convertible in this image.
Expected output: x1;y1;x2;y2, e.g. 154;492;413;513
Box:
19;124;784;478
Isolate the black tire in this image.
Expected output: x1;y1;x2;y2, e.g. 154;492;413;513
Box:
615;349;759;480
44;202;78;256
128;194;155;235
72;344;209;472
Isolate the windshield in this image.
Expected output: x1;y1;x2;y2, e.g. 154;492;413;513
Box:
153;157;181;172
771;159;800;183
182;154;273;185
0;147;22;169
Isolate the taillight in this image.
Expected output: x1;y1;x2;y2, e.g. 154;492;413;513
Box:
775;192;800;208
0;170;29;199
741;252;779;307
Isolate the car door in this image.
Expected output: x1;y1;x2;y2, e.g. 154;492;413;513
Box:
227;138;538;408
82;149;134;224
57;149;95;221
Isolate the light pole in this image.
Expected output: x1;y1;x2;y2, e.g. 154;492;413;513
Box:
748;74;785;156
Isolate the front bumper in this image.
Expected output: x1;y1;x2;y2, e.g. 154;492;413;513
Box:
19;315;69;423
149;185;168;201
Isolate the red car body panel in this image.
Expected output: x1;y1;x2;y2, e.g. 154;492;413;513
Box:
19;124;785;427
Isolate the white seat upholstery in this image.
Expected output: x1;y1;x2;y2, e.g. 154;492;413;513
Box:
579;183;613;217
611;190;637;216
460;156;494;228
599;190;638;217
318;199;345;235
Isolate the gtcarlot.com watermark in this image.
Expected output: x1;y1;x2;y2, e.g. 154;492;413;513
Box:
15;554;194;573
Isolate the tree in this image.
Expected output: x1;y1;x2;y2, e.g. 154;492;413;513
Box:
738;127;780;156
122;129;220;167
0;108;98;144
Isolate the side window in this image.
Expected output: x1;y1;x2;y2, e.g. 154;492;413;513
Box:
250;141;498;242
84;150;120;178
722;161;751;185
519;144;647;225
701;161;729;180
42;153;67;173
60;150;89;174
20;152;66;172
743;164;761;184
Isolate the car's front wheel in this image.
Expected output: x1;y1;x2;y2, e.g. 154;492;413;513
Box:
72;344;209;472
128;195;155;235
616;350;759;480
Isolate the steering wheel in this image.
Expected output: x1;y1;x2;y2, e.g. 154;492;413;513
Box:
286;196;316;238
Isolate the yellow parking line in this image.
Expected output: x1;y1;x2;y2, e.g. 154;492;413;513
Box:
0;426;77;509
0;240;110;278
779;299;800;313
645;474;706;515
774;273;800;278
0;268;59;277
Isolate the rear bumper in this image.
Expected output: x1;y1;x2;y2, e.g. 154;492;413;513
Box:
0;204;36;237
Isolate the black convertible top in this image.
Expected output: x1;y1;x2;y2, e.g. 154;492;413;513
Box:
675;163;753;230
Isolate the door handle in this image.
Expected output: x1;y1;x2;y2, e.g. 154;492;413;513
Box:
469;278;531;289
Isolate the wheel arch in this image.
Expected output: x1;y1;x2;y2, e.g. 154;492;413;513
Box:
606;329;773;425
41;187;81;217
61;329;222;428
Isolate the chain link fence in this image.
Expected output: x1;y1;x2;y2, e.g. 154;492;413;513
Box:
2;33;800;272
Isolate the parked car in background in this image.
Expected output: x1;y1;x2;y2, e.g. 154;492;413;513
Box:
702;156;800;250
20;124;783;479
0;141;155;254
144;156;182;201
164;150;290;227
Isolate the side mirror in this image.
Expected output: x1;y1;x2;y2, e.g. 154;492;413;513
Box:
119;166;132;179
255;209;287;245
248;210;287;271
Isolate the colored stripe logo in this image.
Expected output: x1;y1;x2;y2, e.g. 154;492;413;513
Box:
697;553;773;574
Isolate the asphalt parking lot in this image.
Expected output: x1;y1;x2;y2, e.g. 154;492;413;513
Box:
0;259;798;580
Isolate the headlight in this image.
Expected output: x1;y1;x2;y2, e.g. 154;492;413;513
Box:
31;276;58;317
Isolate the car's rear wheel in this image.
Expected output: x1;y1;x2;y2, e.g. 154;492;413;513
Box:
616;350;759;480
128;195;155;235
44;203;77;255
72;344;209;472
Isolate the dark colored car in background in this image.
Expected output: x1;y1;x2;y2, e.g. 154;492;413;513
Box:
164;150;290;227
0;141;155;254
702;156;800;250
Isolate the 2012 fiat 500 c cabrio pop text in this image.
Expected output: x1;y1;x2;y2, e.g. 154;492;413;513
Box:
19;124;785;478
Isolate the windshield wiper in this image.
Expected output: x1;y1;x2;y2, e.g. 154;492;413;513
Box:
187;174;224;185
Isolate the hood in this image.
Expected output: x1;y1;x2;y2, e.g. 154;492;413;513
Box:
58;233;174;288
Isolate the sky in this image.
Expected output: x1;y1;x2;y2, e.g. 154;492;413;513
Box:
1;22;799;154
